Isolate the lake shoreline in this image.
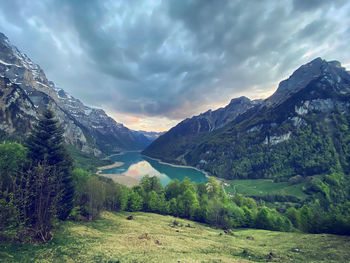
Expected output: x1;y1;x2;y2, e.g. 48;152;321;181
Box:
142;154;211;178
97;161;139;188
102;150;142;160
96;162;125;175
142;154;225;185
98;151;210;187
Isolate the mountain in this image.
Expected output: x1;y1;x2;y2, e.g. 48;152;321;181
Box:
143;96;260;163
53;86;152;153
136;130;165;140
0;32;153;155
143;58;350;181
131;130;165;148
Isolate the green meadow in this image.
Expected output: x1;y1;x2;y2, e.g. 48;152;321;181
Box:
1;211;349;263
223;179;308;199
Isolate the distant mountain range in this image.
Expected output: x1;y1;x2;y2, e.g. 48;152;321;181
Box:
143;57;350;180
135;130;165;141
0;32;160;155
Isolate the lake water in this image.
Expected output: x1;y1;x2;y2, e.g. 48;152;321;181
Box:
100;151;208;186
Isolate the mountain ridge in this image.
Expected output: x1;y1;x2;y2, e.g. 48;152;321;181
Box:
0;32;155;155
143;57;350;180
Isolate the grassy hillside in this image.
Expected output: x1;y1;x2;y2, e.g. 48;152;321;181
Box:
223;179;308;199
1;212;349;263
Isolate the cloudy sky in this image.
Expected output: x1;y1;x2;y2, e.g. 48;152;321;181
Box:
1;0;350;131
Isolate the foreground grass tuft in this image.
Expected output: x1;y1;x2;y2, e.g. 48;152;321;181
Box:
1;211;349;262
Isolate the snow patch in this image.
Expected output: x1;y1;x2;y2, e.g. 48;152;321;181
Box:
35;81;50;89
0;59;21;68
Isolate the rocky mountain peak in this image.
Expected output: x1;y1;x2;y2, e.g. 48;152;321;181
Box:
266;57;349;106
143;94;259;158
229;96;251;105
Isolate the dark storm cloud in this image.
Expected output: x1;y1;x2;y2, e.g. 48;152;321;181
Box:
0;0;349;124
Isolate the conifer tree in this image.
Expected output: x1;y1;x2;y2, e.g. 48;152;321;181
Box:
26;109;74;220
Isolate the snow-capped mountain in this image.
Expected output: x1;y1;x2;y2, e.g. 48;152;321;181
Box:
0;32;152;155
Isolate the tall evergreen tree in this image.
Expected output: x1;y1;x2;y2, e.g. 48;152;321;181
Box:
26;109;74;220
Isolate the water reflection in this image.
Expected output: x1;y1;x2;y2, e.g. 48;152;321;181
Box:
101;151;207;186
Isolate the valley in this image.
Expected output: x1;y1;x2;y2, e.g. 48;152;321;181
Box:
1;2;350;262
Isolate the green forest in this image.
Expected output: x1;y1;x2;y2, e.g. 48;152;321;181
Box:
1;110;350;245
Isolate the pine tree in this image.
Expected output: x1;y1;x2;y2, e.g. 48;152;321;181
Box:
26;109;74;220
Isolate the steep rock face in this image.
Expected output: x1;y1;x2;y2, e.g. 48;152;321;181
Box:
0;77;37;135
0;33;59;102
144;58;350;180
0;32;152;154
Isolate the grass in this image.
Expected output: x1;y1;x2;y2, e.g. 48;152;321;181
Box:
1;212;350;263
223;179;308;199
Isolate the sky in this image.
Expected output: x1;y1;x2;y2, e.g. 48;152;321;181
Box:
0;0;350;132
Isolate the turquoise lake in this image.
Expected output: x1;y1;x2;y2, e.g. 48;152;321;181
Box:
101;151;208;186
